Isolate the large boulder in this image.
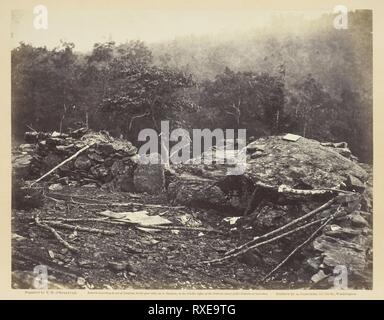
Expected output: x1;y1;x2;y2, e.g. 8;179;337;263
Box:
12;154;33;178
111;159;135;192
43;153;62;171
244;136;368;189
133;153;164;194
312;235;370;278
167;173;229;209
167;135;368;211
74;154;92;170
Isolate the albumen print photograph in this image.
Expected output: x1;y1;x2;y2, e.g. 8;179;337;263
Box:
10;4;372;290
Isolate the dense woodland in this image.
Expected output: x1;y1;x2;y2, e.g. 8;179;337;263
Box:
11;10;372;162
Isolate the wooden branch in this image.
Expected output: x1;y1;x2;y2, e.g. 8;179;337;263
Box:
277;184;350;195
85;112;89;129
148;96;160;131
254;181;350;195
30;143;93;186
200;217;327;265
34;216;79;252
26;124;38;133
243;186;258;216
225;197;337;256
44;195;65;204
106;201;187;210
43;218;120;224
121;202;186;209
69;197;94;206
59;114;65;134
44;221;117;235
88;200;186;210
262;206;342;282
47;193;186;209
43;215;219;233
113;220;224;234
128;111;150;131
43;218;220;234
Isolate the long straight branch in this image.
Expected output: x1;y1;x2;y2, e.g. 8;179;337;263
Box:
262;206;342;282
44;221;117;235
30;143;93;186
43;217;223;234
254;181;350;195
114;220;224;234
225;197;337;256
47;193;185;209
43;218;121;224
200;217;327;265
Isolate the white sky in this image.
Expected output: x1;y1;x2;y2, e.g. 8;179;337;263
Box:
11;9;325;52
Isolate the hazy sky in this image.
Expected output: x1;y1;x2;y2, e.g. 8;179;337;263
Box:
11;9;325;52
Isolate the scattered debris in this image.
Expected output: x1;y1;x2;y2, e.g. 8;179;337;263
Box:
48;183;64;191
43;220;117;236
177;213;202;227
76;277;86;286
34;216;79;252
108;262;129;272
48;250;55;259
99;210;171;227
12;233;26;242
282;133;301;142
223;217;241;225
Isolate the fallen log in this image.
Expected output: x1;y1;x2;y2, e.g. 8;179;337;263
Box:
44;220;117;235
113;220;224;234
111;202;186;209
254;181;351;195
47;193;186;209
43;217;122;224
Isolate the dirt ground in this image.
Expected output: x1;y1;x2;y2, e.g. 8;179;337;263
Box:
11;184;322;290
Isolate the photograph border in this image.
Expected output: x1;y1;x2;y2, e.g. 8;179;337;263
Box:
1;0;383;300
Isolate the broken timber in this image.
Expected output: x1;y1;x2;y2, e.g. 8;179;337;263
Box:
227;197;338;256
262;205;342;282
44;220;117;235
200;217;329;265
34;216;79;252
30;143;94;187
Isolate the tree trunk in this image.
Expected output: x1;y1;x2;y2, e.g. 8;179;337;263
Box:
275;109;280;134
148;97;160;131
85;112;89;129
303;121;307;138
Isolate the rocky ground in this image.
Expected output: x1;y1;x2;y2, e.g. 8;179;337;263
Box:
11;186;372;290
11;131;373;290
12;186;272;290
